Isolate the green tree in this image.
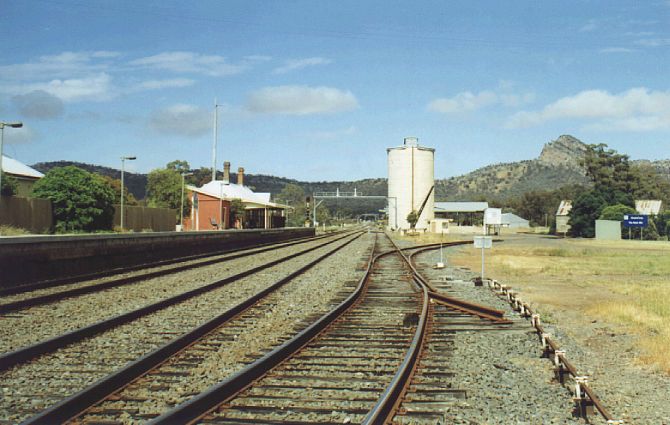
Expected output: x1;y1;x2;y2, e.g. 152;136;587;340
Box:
31;166;115;232
599;204;637;221
581;144;637;206
1;172;18;196
406;210;419;229
146;168;186;222
654;211;670;240
166;160;190;173
275;183;308;227
102;175;138;206
569;190;606;238
229;198;246;228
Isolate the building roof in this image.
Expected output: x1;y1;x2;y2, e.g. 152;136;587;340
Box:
188;180;285;209
434;201;489;213
556;200;572;216
1;155;44;179
501;213;530;225
636;200;662;215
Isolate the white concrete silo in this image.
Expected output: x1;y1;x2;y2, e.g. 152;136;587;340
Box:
387;137;435;230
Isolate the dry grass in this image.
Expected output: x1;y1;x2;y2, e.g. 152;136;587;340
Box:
435;234;670;373
0;225;30;236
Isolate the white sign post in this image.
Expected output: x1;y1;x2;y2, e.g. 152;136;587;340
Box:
474;235;493;281
484;208;502;234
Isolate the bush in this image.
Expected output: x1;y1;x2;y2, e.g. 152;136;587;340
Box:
31;166;116;233
0;172;18;196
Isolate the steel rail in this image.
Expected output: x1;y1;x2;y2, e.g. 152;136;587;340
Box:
0;231;355;314
405;243;511;322
22;233;364;425
364;239;512;424
0;231;357;373
146;232;382;425
361;236;435;424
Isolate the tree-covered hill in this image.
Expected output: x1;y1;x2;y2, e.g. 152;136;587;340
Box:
32;135;670;206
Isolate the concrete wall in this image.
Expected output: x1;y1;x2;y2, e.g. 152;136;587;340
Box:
0;196;52;232
596;220;621;240
0;227;315;289
113;205;176;232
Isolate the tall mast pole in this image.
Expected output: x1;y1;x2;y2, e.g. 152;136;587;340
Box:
212;98;218;182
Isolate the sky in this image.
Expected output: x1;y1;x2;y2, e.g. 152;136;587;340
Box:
1;0;669;181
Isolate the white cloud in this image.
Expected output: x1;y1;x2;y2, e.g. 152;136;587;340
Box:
428;91;497;113
149;104;211;137
247;86;358;115
12;90;64;119
310;125;357;140
0;51;112;81
26;73;115;102
428;89;534;114
505;88;670;131
579;19;598;32
273;57;332;74
600;47;635;53
131;78;195;91
634;38;670;47
130;52;247;77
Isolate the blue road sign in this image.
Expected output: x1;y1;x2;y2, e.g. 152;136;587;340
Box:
623;214;648;227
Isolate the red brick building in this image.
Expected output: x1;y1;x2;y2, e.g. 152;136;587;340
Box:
183;176;287;231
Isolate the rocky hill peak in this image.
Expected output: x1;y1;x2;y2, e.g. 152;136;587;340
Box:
538;135;588;167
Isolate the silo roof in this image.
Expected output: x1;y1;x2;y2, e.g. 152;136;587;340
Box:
387;145;435;153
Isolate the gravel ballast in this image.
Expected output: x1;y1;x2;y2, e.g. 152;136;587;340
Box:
0;233;372;424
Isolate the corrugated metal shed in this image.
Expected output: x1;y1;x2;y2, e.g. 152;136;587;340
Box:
635;200;662;215
434;202;489;213
556;200;572;216
501;213;530;228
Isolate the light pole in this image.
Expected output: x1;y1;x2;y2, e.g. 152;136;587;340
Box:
0;122;23;200
212;99;224;182
120;156;136;231
180;172;193;231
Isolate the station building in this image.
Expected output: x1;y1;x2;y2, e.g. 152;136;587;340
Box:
183;163;288;231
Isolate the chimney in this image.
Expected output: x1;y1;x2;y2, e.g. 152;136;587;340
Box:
223;161;231;183
237;167;245;186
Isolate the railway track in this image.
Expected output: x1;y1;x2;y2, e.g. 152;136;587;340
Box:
0;231;367;424
2;233;602;424
0;231;345;313
142;235;508;425
0;230;358;357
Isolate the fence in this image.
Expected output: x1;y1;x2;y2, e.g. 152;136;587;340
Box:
113;205;176;232
0;198;175;234
0;196;53;233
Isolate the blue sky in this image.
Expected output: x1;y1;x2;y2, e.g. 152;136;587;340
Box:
1;1;669;181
